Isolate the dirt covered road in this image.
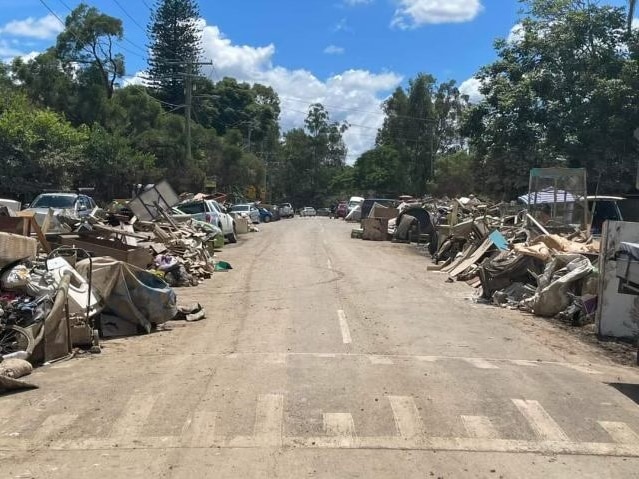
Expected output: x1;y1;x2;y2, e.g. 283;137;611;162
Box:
2;217;639;478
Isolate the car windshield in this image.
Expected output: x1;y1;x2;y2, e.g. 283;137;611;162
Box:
31;195;76;209
176;202;206;214
208;201;223;212
231;205;250;212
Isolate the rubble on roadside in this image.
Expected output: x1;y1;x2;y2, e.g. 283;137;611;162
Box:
349;177;617;340
0;182;254;392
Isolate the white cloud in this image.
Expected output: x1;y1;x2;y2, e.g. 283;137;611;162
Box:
507;23;524;44
333;18;353;33
391;0;483;29
459;77;483;104
194;20;402;161
0;13;63;40
0;39;39;63
324;45;345;55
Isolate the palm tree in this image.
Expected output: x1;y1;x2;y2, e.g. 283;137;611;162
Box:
630;0;637;31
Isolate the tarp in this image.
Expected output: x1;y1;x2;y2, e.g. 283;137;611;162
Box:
518;187;577;205
76;257;177;335
521;254;593;317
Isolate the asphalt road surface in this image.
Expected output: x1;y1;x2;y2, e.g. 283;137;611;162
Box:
2;218;639;478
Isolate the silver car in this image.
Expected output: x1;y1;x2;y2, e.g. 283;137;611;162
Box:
23;192;101;232
229;204;260;224
301;207;316;217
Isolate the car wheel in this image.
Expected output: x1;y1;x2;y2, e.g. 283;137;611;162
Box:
263;215;271;223
227;227;238;244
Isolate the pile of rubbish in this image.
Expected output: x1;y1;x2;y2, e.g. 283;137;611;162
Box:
351;193;603;327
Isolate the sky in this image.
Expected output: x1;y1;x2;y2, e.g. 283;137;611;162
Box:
0;0;631;161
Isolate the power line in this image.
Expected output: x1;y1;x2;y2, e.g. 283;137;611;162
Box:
52;0;149;61
112;0;148;34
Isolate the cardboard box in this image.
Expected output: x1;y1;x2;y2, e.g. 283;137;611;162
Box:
370;206;399;220
235;217;250;234
362;218;389;241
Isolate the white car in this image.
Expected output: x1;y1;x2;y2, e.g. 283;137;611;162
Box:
229;204;260;224
175;199;237;243
301;207;316;217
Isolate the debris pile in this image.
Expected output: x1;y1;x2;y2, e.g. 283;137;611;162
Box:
349;175;606;329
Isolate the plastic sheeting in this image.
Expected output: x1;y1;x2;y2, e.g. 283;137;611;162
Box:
521;254;593;317
76;257;177;335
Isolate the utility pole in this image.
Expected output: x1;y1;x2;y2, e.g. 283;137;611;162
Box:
166;60;214;163
185;62;193;163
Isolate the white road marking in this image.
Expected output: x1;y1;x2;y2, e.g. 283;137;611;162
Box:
327;259;333;270
415;356;439;362
599;421;639;444
388;396;424;440
369;355;394;365
512;399;569;441
183;411;217;447
253;394;284;447
33;414;77;441
265;353;287;364
110;394;156;438
337;310;352;344
323;413;356;447
461;415;499;439
510;359;539;367
464;358;499;369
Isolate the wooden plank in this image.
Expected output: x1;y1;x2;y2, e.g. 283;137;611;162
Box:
448;237;494;279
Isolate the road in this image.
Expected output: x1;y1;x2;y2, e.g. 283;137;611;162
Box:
2;217;639;478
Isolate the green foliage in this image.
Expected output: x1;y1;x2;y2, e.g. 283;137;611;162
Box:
147;0;203;106
269;105;350;206
56;3;125;99
463;0;639;199
0;91;88;198
81;125;156;199
373;74;469;196
432;152;474;197
353;146;402;196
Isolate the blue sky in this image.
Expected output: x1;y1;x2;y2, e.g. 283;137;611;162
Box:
0;0;631;158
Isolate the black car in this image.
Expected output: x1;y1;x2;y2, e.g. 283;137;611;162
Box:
317;208;331;217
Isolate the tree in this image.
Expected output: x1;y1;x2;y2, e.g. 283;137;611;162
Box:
81;125;156;200
463;0;639;198
375;74;468;195
0;91;87;199
147;0;203;106
353;146;402;196
56;3;124;99
11;49;75;116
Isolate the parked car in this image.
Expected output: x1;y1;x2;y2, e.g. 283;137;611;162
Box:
174;199;237;243
348;196;364;213
316;208;331;217
229;204;260;223
278;203;294;218
335;202;349;218
23;192;102;232
587;196;625;235
258;207;273;223
301;207;316;217
260;203;281;221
